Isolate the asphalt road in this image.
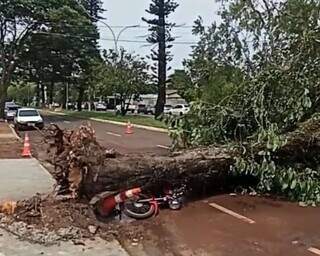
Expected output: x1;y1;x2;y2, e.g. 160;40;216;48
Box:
23;114;171;155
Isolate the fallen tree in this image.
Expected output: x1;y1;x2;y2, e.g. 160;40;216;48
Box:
44;124;235;198
43;116;320;200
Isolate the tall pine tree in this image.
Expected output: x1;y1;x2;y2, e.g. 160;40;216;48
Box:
142;0;179;117
80;0;104;20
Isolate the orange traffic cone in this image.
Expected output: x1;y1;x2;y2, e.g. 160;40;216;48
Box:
125;121;133;134
21;132;32;157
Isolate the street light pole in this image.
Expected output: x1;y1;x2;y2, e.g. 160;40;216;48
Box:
98;21;140;53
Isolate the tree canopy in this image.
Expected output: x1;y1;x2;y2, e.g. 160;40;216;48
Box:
0;0;101;114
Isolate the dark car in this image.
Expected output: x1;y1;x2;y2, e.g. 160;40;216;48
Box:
137;104;147;114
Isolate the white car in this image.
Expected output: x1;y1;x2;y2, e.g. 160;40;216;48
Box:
14;108;44;130
169;104;190;116
95;103;107;111
163;104;173;115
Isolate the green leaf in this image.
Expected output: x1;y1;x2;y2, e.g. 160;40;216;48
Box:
290;179;297;190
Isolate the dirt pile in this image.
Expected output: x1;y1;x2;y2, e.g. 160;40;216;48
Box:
0;194;146;246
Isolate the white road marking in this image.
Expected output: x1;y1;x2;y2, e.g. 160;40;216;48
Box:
157;145;170;149
63;121;71;124
308;247;320;255
106;132;122;137
209;202;256;224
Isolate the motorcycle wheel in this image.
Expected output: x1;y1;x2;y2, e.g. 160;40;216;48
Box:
123;199;156;220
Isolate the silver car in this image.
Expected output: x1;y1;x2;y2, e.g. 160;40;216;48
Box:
5;105;20;121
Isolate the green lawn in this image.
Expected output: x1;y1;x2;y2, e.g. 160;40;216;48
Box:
63;110;167;129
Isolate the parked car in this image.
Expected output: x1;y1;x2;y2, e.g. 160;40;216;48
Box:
66;102;76;110
146;105;155;115
169;104;190;116
137;104;154;115
137;104;147;114
95;102;107;111
163;104;173;115
4;102;16;114
5;105;20;121
128;104;137;114
14;108;44;130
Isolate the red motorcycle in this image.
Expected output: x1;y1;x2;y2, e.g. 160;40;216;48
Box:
91;185;186;220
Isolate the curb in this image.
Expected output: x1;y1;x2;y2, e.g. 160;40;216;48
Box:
44;110;168;133
41;110;66;116
89;118;168;133
8;123;23;142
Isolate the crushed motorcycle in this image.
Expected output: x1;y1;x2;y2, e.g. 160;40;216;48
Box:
90;185;186;220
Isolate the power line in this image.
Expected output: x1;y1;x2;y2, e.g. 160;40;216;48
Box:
35;31;198;45
14;19;208;30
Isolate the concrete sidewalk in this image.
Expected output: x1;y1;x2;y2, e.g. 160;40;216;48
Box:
0;158;54;201
0;159;130;256
0;230;128;256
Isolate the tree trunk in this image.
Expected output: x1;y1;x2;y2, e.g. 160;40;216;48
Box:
83;149;233;197
77;84;84;112
0;82;8;119
46;123;234;198
41;83;45;106
155;0;166;118
120;96;127;116
36;82;41;107
0;59;15;118
48;81;54;105
62;83;67;109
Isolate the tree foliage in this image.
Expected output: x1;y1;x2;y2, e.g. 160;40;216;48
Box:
0;0;101;113
169;0;320;204
80;0;104;20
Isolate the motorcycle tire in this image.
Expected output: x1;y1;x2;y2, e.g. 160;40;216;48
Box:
122;200;156;220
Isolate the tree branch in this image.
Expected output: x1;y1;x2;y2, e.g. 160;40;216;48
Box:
247;0;266;27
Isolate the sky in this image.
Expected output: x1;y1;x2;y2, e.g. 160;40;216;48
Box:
99;0;220;70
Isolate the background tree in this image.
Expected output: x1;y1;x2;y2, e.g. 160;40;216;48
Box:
96;48;150;116
168;70;194;103
14;1;100;110
142;0;179;117
7;82;36;106
0;0;49;118
0;0;101;116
